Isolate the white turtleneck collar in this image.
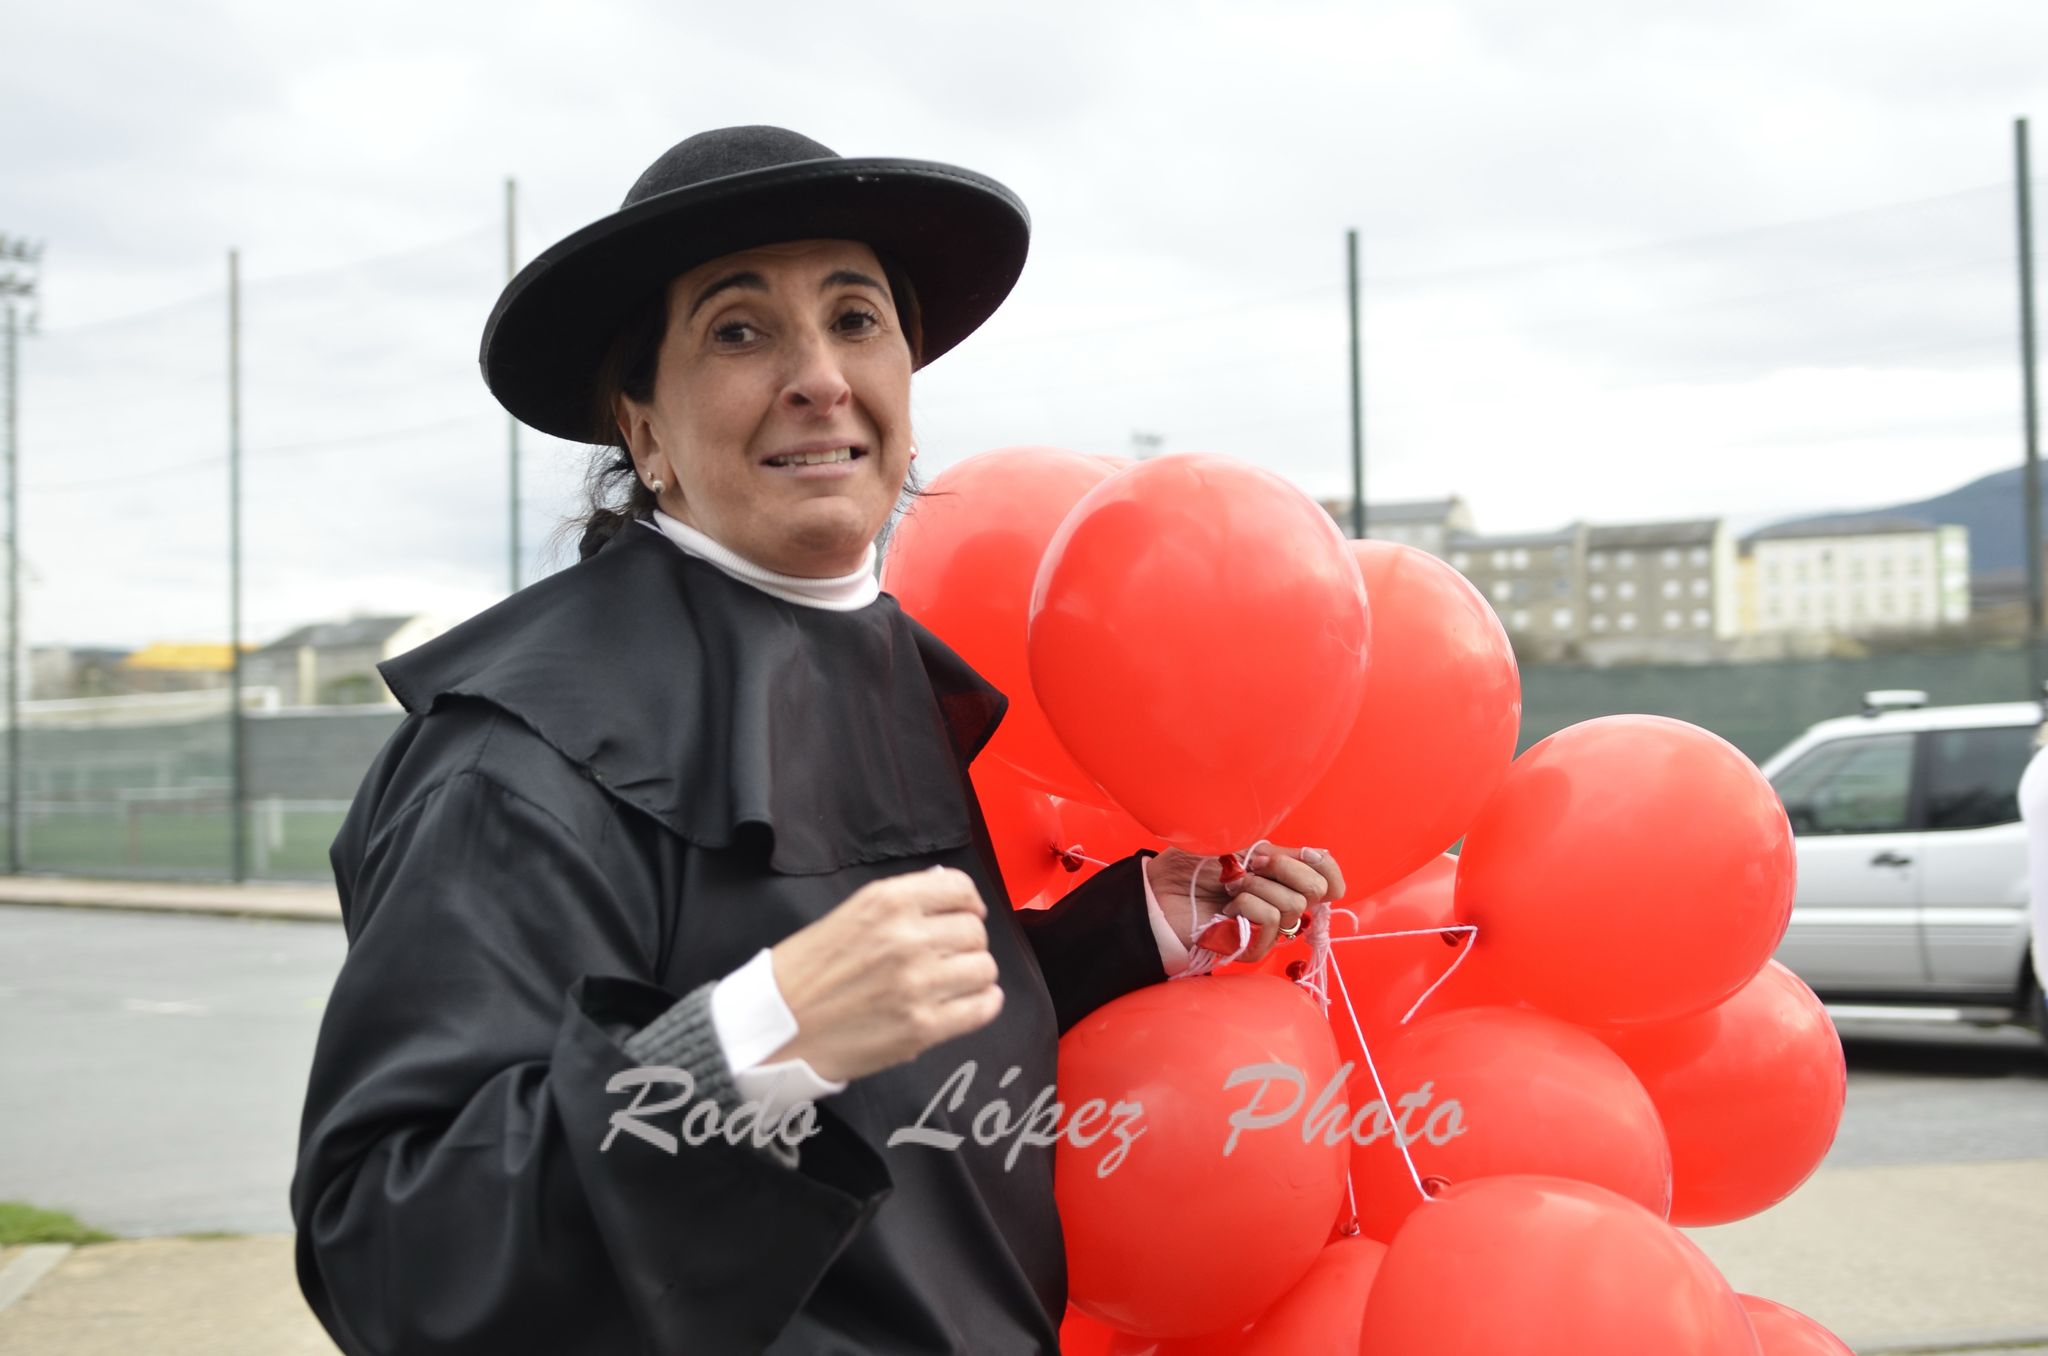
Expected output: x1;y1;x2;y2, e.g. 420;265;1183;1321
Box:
639;508;881;612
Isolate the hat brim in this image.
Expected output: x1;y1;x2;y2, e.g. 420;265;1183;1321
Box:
480;157;1030;443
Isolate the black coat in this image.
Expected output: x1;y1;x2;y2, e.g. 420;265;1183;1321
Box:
289;520;1168;1356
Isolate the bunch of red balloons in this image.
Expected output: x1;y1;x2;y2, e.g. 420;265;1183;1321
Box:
884;447;1851;1354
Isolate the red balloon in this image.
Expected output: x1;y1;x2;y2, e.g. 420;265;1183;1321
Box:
1062;1305;1121;1356
1358;1176;1763;1355
1597;961;1846;1226
1029;454;1371;854
1737;1295;1855;1355
1236;1236;1385;1355
1057;975;1349;1339
1347;1006;1672;1242
883;447;1115;798
1247;853;1509;1045
970;756;1064;906
1043;796;1164;904
1273;542;1520;900
1453;715;1796;1025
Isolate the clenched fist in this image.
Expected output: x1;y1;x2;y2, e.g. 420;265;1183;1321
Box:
767;866;1003;1083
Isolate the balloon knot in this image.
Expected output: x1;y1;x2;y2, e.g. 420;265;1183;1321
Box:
1217;853;1247;886
1055;846;1086;873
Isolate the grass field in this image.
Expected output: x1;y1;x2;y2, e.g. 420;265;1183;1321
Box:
23;805;346;880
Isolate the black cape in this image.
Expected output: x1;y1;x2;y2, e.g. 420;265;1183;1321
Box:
289;521;1168;1356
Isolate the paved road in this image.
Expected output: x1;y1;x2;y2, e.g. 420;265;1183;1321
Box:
0;906;344;1237
0;905;2043;1238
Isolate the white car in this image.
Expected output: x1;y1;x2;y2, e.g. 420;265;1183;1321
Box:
1759;691;2043;1038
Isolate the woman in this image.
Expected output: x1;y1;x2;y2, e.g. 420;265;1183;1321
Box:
290;125;1344;1356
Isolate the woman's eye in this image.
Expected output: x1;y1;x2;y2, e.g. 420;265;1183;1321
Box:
711;320;758;345
835;307;881;334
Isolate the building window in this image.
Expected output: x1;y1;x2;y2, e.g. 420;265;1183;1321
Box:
1689;547;1709;567
1589;553;1607;571
1421;526;1441;547
1692;608;1711;628
1591;614;1609;633
1492;550;1509;569
1553;577;1571;597
1451;552;1470;570
1879;558;1893;576
1907;557;1924;575
1510;609;1530;630
1492;581;1513;603
1553;546;1570;566
1589;582;1607;602
1690;577;1709;598
1510;548;1530;569
1552;607;1573;629
1616;550;1636;569
1765;564;1780;583
1661;548;1681;568
1662;578;1681;599
1618;612;1637;631
1617;580;1637;601
1662;610;1682;629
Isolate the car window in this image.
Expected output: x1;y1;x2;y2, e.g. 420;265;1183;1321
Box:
1923;725;2037;830
1771;733;1914;835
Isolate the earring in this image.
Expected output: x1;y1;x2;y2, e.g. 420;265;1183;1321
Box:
908;445;919;462
649;478;664;494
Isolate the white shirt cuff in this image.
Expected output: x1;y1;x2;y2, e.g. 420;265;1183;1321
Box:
710;949;847;1119
1143;858;1193;977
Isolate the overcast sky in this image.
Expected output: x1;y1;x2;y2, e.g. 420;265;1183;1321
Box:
5;0;2046;650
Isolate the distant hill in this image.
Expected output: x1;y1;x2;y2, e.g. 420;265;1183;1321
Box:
1754;465;2045;575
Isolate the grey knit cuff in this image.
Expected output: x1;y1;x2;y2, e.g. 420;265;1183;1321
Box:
621;980;800;1169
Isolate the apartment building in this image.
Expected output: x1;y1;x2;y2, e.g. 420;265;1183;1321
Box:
1445;525;1587;656
1579;520;1738;661
1742;518;1970;636
1317;496;1476;557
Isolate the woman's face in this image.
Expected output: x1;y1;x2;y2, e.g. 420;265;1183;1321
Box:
616;238;914;577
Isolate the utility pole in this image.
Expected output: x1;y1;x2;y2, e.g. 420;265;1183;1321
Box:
0;234;41;877
507;177;521;594
227;249;246;882
1347;228;1366;541
2019;119;2043;702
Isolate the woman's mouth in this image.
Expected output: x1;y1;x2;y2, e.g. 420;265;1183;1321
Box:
765;446;861;467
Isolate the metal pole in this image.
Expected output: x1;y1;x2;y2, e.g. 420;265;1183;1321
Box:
2020;120;2043;700
3;300;17;875
228;250;246;882
1347;228;1365;540
507;176;521;593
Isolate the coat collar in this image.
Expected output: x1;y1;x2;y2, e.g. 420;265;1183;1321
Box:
377;521;1008;874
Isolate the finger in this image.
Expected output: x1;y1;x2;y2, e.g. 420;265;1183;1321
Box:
907;866;988;917
1298;845;1347;902
927;982;1005;1043
1248;850;1329;904
1231;894;1283;963
921;910;991;957
925;948;1001;1003
1235;874;1310;928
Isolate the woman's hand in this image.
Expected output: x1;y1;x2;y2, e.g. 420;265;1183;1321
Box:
766;866;1003;1083
1143;846;1347;967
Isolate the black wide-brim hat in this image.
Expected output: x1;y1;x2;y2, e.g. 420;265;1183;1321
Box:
480;125;1031;443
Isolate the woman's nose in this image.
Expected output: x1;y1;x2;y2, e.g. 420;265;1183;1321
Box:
779;327;853;414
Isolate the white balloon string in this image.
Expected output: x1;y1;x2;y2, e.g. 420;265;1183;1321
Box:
1326;924;1479;1027
1328;953;1434;1205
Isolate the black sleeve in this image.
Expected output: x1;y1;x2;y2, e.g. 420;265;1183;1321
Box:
1013;851;1169;1034
290;768;890;1356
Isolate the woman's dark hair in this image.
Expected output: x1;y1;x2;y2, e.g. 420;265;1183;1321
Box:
551;250;927;566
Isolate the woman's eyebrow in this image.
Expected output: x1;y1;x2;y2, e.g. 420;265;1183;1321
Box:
821;269;887;295
687;271;767;319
